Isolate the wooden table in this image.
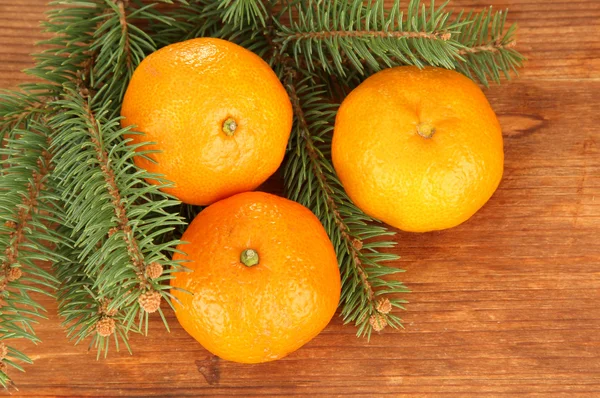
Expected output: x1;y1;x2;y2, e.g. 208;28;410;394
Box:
1;0;599;396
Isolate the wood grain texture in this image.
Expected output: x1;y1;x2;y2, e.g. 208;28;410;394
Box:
1;0;599;396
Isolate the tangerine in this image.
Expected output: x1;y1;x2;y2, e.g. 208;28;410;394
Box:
171;191;341;363
332;66;504;232
121;38;293;205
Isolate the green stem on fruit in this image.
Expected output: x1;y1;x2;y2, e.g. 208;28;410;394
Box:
417;122;435;139
240;249;259;267
222;117;237;136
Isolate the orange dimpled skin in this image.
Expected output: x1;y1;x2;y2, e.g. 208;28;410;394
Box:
121;38;293;205
171;192;341;363
332;66;504;232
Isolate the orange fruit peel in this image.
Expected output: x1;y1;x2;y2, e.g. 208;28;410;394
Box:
171;192;341;363
121;38;293;206
332;66;504;232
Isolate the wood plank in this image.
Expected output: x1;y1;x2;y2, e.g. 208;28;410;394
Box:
0;0;49;89
1;0;599;396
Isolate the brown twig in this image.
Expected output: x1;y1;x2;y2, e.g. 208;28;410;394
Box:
283;67;375;303
267;4;381;313
116;0;132;70
80;98;150;290
290;30;451;41
1;144;53;286
458;40;516;55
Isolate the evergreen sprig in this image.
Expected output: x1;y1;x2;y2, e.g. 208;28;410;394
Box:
48;85;186;338
53;232;136;359
148;0;223;46
0;0;524;387
277;0;462;74
452;6;523;85
0;92;43;144
218;0;268;28
0;108;60;386
276;0;523;86
282;71;408;337
16;0;186;367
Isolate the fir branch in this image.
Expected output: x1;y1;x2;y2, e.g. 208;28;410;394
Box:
145;1;224;46
92;0;173;110
282;69;408;338
27;1;99;90
1;143;53;270
0;115;60;388
217;0;268;28
30;0;173;108
0;92;46;144
50;84;182;336
276;0;463;75
256;0;409;338
78;92;153;290
26;0;187;355
53;236;135;359
144;0;271;58
284;72;375;300
452;7;524;85
49;85;186;341
276;0;524;85
458;42;516;55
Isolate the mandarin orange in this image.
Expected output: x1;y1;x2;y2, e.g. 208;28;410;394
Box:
332;66;504;232
171;191;341;363
121;38;293;205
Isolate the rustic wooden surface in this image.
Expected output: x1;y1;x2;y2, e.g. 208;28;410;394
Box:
1;0;600;396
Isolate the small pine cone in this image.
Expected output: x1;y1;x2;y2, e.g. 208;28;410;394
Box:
96;317;116;337
0;343;7;361
146;262;163;280
352;239;363;250
138;290;161;313
369;314;387;332
376;298;392;315
4;221;16;229
99;299;118;317
7;267;22;282
105;306;118;317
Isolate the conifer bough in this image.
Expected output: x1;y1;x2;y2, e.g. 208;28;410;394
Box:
0;0;524;388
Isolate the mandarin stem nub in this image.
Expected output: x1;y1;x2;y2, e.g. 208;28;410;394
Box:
416;122;436;139
222;117;238;136
240;249;259;267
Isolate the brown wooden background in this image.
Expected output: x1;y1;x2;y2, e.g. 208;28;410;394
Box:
1;0;599;396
